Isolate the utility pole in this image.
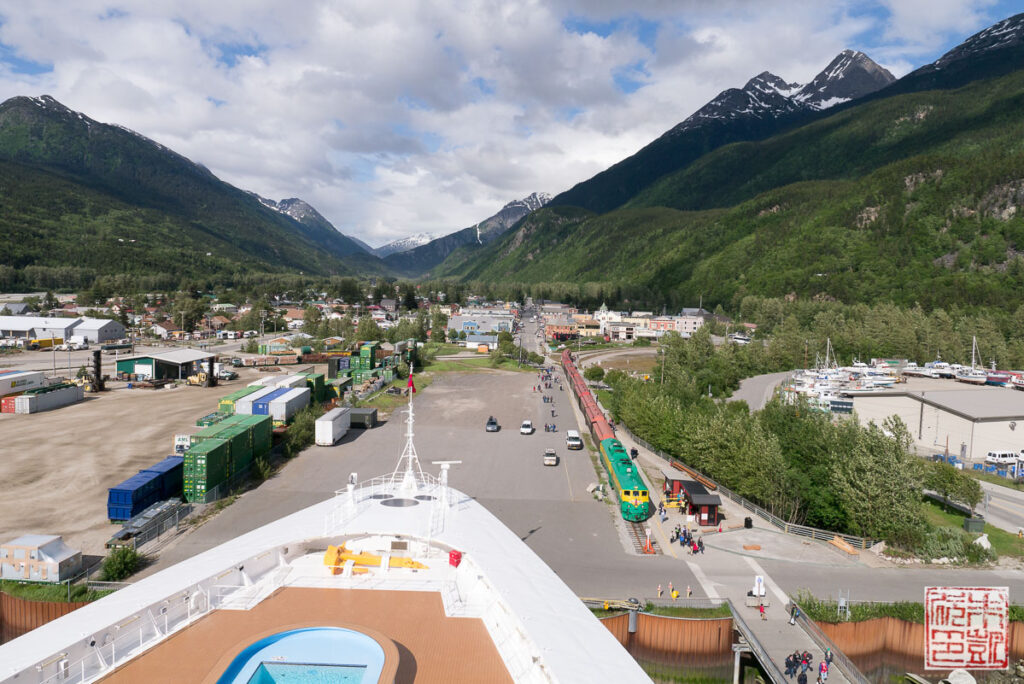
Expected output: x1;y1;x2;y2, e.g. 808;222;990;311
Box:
660;346;665;386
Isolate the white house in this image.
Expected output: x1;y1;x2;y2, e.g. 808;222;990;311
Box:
0;534;82;583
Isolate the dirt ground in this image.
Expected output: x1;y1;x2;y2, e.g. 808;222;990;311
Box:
0;367;272;556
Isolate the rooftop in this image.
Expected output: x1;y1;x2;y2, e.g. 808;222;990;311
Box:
119;349;215;365
909;388;1024;421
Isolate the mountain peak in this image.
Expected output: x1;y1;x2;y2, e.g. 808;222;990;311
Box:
933;12;1024;69
794;49;895;110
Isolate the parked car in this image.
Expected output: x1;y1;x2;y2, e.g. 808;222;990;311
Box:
565;430;583;450
520;420;534;435
217;369;238;381
230;357;244;367
486;416;500;432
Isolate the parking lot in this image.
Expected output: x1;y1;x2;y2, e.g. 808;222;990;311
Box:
141;369;693;597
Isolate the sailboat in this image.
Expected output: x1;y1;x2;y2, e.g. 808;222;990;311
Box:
955;337;988;385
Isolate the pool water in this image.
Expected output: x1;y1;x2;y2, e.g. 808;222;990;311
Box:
217;627;385;684
248;662;366;684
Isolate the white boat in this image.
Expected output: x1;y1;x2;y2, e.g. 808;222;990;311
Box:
925;357;955;378
901;363;938;379
955;337;988;385
1012;375;1024;392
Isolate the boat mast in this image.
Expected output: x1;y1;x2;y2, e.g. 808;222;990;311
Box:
391;366;425;491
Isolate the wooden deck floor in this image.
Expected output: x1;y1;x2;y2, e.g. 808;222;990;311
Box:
102;587;512;683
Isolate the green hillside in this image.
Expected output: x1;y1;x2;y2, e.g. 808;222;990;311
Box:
0;95;383;287
439;67;1024;312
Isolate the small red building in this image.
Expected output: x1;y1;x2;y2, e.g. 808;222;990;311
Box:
662;469;722;526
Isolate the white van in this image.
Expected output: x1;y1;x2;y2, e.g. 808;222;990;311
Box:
565;430;583;450
985;451;1020;466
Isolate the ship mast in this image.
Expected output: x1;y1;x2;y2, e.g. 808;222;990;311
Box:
390;367;424;492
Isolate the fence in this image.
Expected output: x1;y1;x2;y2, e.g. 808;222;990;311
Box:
0;592;89;644
617;423;878;550
791;599;871;684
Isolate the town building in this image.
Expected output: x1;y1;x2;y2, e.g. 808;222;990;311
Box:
465;334;499;352
448;314;513;335
0;534;82;583
115;349;216;380
70;317;126;343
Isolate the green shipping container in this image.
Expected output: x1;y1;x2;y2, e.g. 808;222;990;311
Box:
183;438;230;500
196;411;230;427
305;373;326;402
238;414;273;457
219;386;263;414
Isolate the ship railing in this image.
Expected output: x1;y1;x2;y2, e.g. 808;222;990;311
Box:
35;585;213;684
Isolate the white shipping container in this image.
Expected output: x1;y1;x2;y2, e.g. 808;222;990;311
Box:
0;370;46;398
315;407;351;446
274;374;307;389
235;386;278;415
269;387;310;423
32;385;84;412
14;394;34;414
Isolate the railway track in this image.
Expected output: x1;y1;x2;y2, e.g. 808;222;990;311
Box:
627;521;660;555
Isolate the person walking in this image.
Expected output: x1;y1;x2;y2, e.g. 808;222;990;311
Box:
759;603;766;621
797;671;807;684
657;584;663;598
784;655;794;678
824;648;832;666
819;659;828;682
790;603;799;625
687;585;692;598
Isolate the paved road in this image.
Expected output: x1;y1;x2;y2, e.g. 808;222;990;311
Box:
980;481;1024;536
729;371;791;410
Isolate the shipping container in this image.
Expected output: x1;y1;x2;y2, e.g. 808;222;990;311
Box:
218;386;263;414
108;470;163;520
315;407;351;446
140;456;185;499
0;393;21;413
304;373;326;402
274;374;307;389
234;386;278;415
269;387;310;424
196;411;230;427
252;387;290;415
235;414;273;459
349;407;378;429
183;438;230;502
30;385;83;412
0;370;46;398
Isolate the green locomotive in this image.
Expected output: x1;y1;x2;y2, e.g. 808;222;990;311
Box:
599;438;652;522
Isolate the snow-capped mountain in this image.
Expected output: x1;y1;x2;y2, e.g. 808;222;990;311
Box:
251;194;371;257
382;192;551;275
932;12;1024;68
372;233;437;258
673;50;894;134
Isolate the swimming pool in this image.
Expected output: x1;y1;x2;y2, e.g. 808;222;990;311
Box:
217;627;386;684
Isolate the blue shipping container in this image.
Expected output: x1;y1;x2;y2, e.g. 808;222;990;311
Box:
108;504;133;522
107;470;163;519
252;387;289;415
141;455;185;499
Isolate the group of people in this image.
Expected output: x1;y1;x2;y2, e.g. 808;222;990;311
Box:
669;525;704;555
657;581;692;600
543;423;558;432
784;649;832;684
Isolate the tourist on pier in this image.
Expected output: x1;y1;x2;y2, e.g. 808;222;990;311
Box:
784;654;795;678
819;659;828;682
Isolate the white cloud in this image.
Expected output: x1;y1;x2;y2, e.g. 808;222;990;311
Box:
0;0;1012;246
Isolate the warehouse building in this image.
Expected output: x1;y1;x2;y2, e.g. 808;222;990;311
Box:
0;316;80;339
852;389;1024;463
72;317;126;343
115;349;215;380
0;534;81;583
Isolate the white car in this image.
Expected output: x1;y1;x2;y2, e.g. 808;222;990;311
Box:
520;420;534;435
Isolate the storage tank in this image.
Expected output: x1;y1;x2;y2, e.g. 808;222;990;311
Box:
269;387;310;424
315;407;351;446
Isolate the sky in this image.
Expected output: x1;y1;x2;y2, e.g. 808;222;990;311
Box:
0;1;1020;247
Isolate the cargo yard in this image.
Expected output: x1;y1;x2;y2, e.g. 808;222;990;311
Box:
0;369;265;555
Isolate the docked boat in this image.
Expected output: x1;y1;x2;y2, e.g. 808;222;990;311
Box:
1012;375;1024;391
955;337;988;385
901;363;938;379
925;358;955;378
986;371;1013;387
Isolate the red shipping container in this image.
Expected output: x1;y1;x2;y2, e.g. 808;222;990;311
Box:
449;550;462;568
1;394;20;413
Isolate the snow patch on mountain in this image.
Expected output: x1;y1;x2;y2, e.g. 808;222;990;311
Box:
932;12;1024;68
670;50;894;136
373;232;438;257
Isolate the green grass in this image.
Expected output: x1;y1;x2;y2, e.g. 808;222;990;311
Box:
797;592;1024;624
919;498;1024;559
967;470;1024;492
0;580;113;603
644;602;733;618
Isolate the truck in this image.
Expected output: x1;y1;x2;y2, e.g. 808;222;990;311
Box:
29;337;62;350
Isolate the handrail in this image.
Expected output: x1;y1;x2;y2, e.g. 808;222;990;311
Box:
726;598;787;684
615;422;878;550
789;600;871;684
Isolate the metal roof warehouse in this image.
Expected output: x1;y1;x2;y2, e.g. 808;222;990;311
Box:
115;349;215;380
